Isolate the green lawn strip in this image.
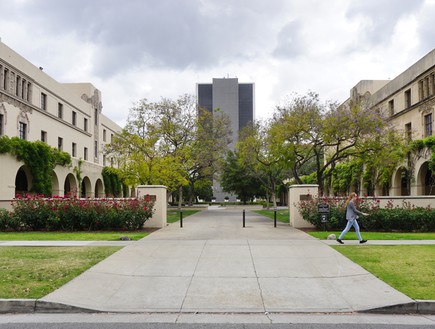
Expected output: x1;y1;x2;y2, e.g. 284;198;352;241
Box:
0;246;121;299
0;231;149;241
253;209;289;223
333;245;435;300
308;231;435;240
167;209;201;223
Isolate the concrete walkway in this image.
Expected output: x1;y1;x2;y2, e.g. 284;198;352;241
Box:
30;208;418;314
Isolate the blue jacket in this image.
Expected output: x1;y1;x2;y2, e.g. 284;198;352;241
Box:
346;200;364;220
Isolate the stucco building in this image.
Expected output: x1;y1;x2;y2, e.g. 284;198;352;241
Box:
0;41;122;205
343;49;435;196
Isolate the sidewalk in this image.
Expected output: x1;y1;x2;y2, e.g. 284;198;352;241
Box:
1;208;432;314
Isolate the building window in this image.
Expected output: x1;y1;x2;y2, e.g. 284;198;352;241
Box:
19;122;27;140
58;137;63;151
84;147;88;160
388;99;394;116
84;118;88;132
425;113;433;137
16;75;21;97
41;130;47;143
103;129;106;142
405;123;412;142
27;82;32;101
425;77;430;98
72;111;77;126
58;103;63;119
72;142;77;157
404;89;412;108
111;134;113;143
2;68;8;91
0;114;3;136
103;155;106;166
419;80;424;101
94;108;98;126
41;93;47;111
94;140;98;158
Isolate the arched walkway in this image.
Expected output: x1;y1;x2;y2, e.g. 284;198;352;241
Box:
392;167;410;196
15;166;30;196
64;173;78;198
51;171;60;197
81;176;92;198
94;178;104;198
416;161;435;195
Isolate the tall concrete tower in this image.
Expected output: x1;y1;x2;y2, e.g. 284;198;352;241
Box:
197;78;255;201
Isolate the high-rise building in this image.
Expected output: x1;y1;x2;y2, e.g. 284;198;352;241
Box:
197;78;255;201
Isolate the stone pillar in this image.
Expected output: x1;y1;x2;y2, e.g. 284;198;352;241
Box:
137;185;167;228
288;184;318;228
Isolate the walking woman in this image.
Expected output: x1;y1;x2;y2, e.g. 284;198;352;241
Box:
337;192;368;244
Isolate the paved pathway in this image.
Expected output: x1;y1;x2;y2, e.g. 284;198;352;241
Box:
34;208;416;313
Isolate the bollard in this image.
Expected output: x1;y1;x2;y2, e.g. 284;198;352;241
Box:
243;209;245;228
180;210;183;228
274;209;277;227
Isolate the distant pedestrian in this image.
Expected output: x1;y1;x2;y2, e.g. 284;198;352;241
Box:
337;192;368;244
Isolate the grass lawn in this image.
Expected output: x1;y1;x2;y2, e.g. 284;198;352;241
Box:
0;246;121;299
0;209;203;240
333;245;435;300
253;209;289;223
167;209;201;223
308;231;435;240
0;231;149;241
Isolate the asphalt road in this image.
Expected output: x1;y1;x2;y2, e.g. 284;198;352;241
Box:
1;313;434;329
0;322;434;329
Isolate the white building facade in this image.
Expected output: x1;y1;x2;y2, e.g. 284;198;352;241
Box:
0;41;122;205
343;49;435;196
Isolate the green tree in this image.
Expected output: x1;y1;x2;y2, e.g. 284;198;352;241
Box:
237;121;289;208
104;95;232;206
269;92;407;195
220;150;264;204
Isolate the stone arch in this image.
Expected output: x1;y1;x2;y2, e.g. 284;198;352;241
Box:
15;165;31;196
392;166;410;196
81;176;92;198
416;161;435;195
94;178;104;198
64;173;78;198
51;171;60;197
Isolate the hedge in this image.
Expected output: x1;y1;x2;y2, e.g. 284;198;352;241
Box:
0;194;155;231
297;196;435;232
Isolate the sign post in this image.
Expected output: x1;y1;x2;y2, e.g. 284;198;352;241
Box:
317;204;330;230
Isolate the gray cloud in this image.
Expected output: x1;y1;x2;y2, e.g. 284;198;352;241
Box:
272;19;304;58
346;0;424;46
12;0;289;77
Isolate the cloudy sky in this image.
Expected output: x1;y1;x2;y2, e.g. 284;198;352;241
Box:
1;0;434;127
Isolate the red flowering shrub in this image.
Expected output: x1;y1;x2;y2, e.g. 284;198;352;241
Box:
5;194;155;231
296;194;434;232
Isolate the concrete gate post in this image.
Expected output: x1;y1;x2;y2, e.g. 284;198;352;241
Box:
136;185;167;228
288;184;318;228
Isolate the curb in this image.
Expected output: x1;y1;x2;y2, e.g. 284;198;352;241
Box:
0;299;98;314
363;300;435;315
1;299;435;314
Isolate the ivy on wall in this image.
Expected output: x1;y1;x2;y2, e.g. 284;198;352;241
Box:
101;166;123;197
0;136;71;196
410;136;435;172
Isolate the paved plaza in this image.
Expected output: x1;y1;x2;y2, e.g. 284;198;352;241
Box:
36;208;415;313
